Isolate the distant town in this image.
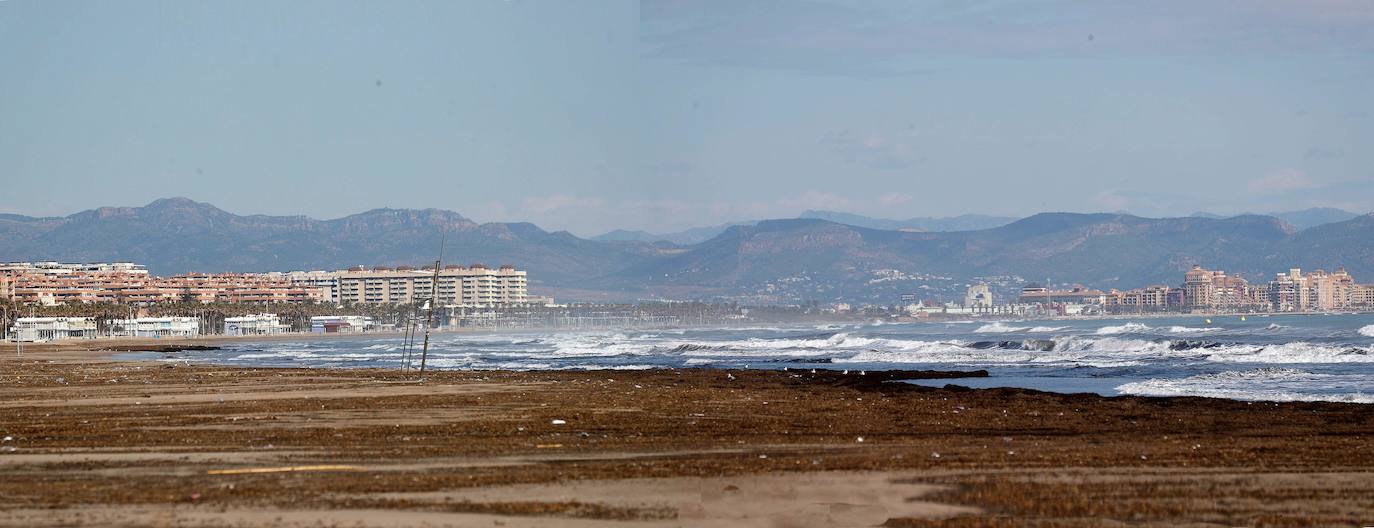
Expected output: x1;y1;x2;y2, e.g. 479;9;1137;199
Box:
2;260;1372;342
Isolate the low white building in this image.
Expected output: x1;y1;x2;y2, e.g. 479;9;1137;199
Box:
10;317;97;342
110;317;201;338
223;314;289;336
309;315;375;333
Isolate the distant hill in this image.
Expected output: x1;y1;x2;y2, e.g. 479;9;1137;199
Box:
1270;207;1361;230
798;210;1016;231
607;213;1346;301
3;198;1371;303
1187;208;1359;230
0;198;670;287
591;221;754;245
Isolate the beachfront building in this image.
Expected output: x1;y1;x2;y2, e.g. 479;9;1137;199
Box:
1181;265;1265;312
223;314;289;336
1016;284;1108;305
1261;267;1364;312
1105;285;1178;311
2;266;326;306
964;284;994;309
9;317;98;342
1350;284;1374;308
336;265;528;307
109;317;201;338
309;315;376;333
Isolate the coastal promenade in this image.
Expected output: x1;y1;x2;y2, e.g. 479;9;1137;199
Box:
0;340;1371;526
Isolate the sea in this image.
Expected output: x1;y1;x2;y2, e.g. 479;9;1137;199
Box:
134;314;1374;404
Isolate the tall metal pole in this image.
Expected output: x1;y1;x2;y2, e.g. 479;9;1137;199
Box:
418;234;445;378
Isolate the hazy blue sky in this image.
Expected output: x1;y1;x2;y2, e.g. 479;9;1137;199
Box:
3;1;1372;235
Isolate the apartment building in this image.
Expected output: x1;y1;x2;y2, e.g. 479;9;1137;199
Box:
1106;285;1179;310
336;265;528;307
3;265;325;305
1181;265;1373;312
1182;266;1265;312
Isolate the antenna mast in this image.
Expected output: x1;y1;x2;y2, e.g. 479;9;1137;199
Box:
418;233;445;378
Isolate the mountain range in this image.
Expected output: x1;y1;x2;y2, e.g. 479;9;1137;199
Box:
2;198;1371;303
1189;207;1360;230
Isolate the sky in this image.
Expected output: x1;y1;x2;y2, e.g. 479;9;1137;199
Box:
2;0;1372;236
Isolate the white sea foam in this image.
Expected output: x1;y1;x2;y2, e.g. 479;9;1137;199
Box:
1166;326;1217;334
975;322;1025;333
1204;342;1374;364
975;322;1066;333
1116;368;1374;403
1095;322;1151;335
1360;324;1374;337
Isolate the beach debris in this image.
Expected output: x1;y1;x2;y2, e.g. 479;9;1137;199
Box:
2;436;11;442
206;465;360;475
727;373;736;381
550;419;566;425
536;444;563;449
758;454;768;459
931;452;941;459
856;436;865;443
190;493;201;502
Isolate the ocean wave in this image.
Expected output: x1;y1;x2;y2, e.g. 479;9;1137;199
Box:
1360;324;1374;337
1116;368;1374;403
1166;326;1218;334
1204;342;1374;364
975;322;1067;333
1095;322;1151;335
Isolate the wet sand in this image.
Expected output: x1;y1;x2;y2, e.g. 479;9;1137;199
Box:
0;340;1372;526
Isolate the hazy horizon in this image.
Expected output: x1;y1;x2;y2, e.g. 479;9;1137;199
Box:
4;1;1372;235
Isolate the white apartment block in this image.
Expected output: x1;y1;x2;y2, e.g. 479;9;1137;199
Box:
335;265;528;307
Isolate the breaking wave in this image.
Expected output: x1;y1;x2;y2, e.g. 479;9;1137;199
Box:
1095;322;1152;335
1360;324;1374;338
975;322;1067;333
1117;368;1374;403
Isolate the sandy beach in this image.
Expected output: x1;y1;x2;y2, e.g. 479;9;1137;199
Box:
0;339;1371;527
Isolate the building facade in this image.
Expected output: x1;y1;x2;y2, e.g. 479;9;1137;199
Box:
336;265;528;307
223;314;289;335
310;315;376;333
109;317;201;338
964;284;993;308
9;317;98;342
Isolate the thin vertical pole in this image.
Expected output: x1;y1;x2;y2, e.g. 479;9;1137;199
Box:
418;234;445;378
